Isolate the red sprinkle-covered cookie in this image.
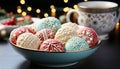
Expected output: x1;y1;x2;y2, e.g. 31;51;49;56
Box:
76;26;98;48
39;39;64;52
35;29;56;44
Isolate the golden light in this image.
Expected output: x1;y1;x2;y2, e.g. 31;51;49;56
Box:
20;0;25;5
73;5;79;10
50;5;55;9
63;7;71;12
63;7;68;12
17;6;21;9
22;11;27;16
44;13;49;18
64;0;68;3
0;25;7;37
51;12;56;17
115;22;120;31
84;0;88;2
36;9;41;13
27;6;32;11
51;9;56;17
116;22;119;26
17;9;22;13
51;8;56;13
1;29;7;36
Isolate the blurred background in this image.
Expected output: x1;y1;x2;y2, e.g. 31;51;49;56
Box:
0;0;119;18
0;0;120;39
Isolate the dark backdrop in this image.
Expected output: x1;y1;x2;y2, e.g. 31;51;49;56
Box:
0;0;120;17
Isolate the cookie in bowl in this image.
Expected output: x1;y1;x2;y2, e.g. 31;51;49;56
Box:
9;17;101;67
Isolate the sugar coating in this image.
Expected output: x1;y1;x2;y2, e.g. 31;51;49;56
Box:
61;22;79;31
16;33;40;50
39;39;64;52
76;26;98;48
34;17;61;32
10;26;36;44
55;27;78;45
35;29;56;44
65;37;89;52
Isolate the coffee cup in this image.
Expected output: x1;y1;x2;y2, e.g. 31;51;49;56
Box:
66;1;120;40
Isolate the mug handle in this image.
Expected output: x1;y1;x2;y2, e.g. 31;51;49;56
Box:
115;7;120;23
66;9;88;26
66;9;81;23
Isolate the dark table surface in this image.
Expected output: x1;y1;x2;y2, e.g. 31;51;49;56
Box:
0;26;120;69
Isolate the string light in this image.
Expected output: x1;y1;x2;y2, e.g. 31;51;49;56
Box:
27;6;32;11
17;6;21;9
17;9;22;13
51;8;56;17
50;5;55;9
63;7;71;12
73;5;79;10
63;7;68;12
115;22;120;31
44;13;49;18
50;5;56;17
84;0;88;2
36;9;41;13
18;0;84;17
22;11;27;16
20;0;25;5
51;8;56;13
51;12;56;17
64;0;68;3
1;29;7;36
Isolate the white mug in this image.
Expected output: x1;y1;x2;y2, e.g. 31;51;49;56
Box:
66;1;120;40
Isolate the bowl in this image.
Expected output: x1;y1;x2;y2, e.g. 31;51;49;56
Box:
9;40;101;67
0;18;18;34
0;17;41;34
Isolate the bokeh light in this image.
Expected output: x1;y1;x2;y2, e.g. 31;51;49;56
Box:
20;0;25;5
50;5;55;9
44;13;49;17
51;8;56;13
63;7;71;12
84;0;88;2
73;5;79;10
36;9;41;13
64;0;68;3
27;6;32;11
1;29;7;36
17;9;22;13
22;11;27;16
17;6;21;9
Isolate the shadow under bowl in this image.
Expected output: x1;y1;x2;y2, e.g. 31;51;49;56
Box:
9;41;100;67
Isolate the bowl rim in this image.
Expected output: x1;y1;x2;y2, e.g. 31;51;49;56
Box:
9;39;101;53
0;17;40;27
